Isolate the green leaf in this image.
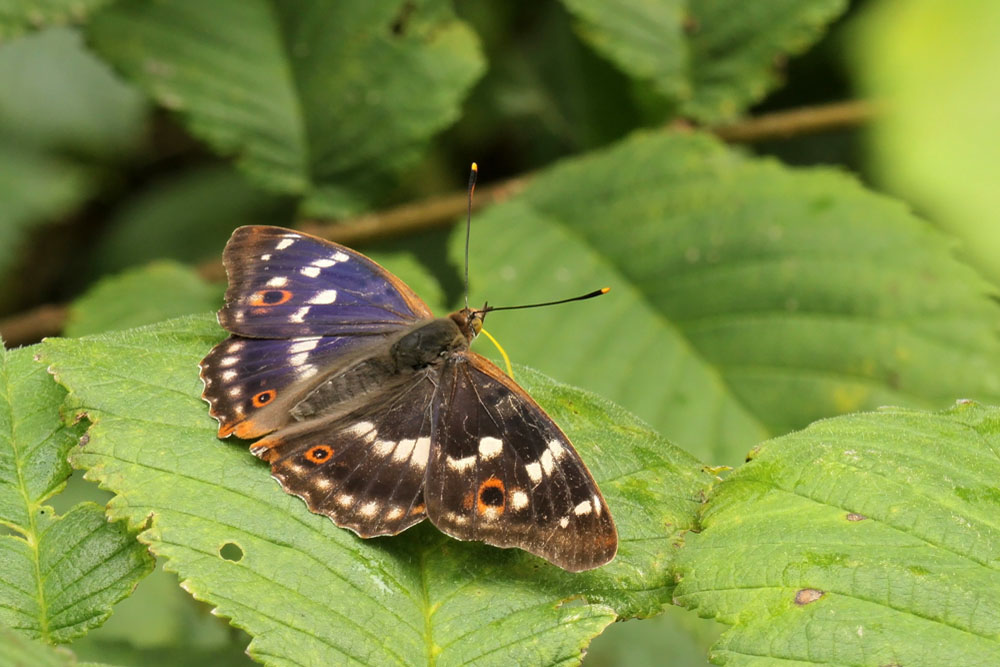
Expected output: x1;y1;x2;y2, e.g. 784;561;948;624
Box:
849;1;1000;287
0;0;115;41
463;195;768;464
559;0;688;103
0;346;153;644
65;261;223;337
39;315;709;664
674;401;1000;665
683;0;847;121
461;129;1000;462
560;0;848;122
0;27;147;159
86;0;485;215
0;624;75;667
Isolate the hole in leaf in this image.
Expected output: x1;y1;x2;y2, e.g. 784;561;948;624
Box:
219;542;244;562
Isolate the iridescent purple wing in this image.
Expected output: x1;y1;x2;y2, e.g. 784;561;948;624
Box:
218;225;433;338
201;226;434;439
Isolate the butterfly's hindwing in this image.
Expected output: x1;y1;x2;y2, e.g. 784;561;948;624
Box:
254;374;438;537
425;352;618;572
218;225;432;338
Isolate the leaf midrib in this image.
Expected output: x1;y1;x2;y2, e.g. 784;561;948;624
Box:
420;547;437;667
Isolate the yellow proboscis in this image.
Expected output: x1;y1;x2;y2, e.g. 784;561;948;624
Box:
480;328;514;379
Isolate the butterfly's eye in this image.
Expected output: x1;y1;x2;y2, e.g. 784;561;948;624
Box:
252;390;275;407
248;289;293;306
304;445;334;464
477;477;506;515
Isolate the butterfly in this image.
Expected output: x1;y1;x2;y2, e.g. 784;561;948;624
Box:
199;225;617;571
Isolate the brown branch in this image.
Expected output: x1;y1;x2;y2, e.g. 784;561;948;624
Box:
712;99;878;143
2;100;877;347
1;304;68;348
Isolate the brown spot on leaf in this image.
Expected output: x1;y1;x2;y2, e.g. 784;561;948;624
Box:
795;588;824;605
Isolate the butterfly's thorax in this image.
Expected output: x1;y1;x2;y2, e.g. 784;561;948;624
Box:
390;317;469;370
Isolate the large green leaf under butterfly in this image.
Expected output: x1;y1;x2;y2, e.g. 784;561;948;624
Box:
40;316;709;665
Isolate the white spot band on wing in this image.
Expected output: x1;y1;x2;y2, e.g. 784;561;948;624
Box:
478;436;503;459
309;290;338;304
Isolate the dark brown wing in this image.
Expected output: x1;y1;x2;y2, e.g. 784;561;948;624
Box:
425;352;617;572
252;373;437;537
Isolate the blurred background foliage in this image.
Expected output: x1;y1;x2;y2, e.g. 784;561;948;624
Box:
2;0;999;664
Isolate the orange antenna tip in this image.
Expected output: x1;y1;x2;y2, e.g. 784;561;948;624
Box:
600;287;610;294
471;162;478;172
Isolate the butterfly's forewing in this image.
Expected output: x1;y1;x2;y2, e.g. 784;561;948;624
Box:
201;335;377;438
426;352;618;572
201;226;433;439
218;225;432;338
249;374;438;537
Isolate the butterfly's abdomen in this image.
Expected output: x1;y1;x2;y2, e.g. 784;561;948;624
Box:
289;356;397;421
391;318;468;371
288;318;465;423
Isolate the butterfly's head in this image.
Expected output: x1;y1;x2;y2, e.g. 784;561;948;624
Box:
451;307;484;342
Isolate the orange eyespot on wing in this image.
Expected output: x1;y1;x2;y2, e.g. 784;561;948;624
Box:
252;390;275;407
476;476;506;515
304;445;334;464
248;289;293;306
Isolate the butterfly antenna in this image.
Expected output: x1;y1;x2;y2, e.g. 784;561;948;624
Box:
464;163;478;311
484;287;610;313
